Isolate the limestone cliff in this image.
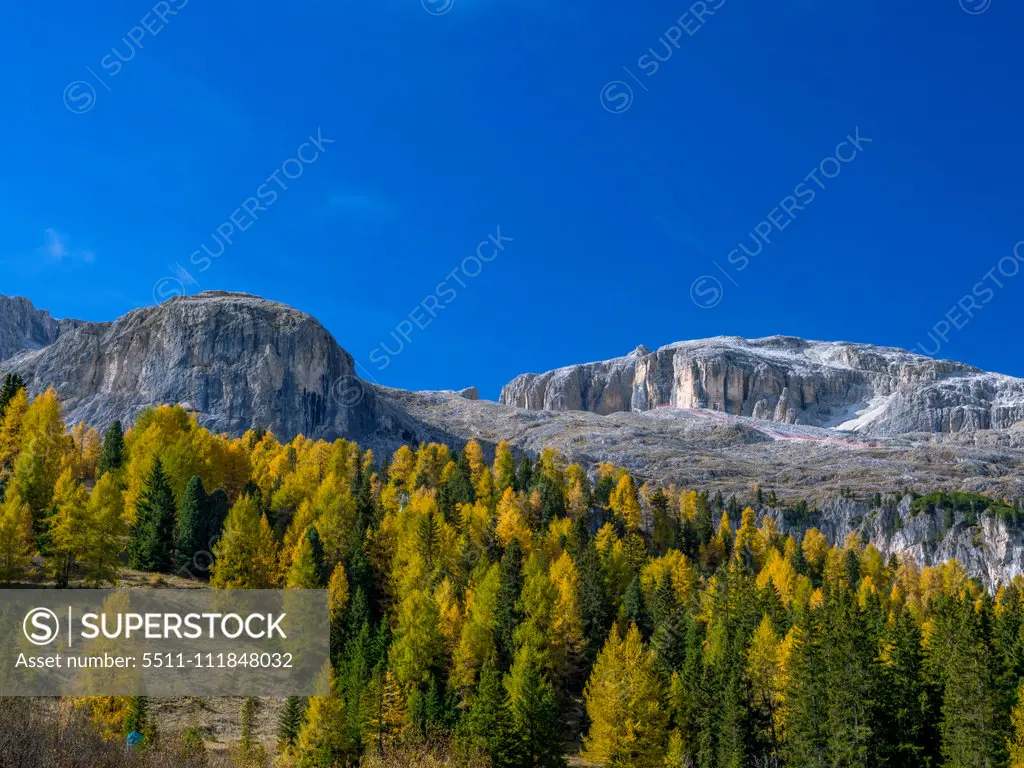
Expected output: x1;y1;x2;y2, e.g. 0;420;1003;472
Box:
0;295;65;362
500;336;1024;436
3;292;383;441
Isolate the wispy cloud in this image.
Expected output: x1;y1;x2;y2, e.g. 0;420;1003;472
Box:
41;229;95;264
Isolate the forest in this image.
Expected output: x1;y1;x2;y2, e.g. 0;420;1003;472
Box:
3;372;1024;767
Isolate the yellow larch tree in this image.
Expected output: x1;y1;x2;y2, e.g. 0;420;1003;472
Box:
610;474;643;532
48;466;91;587
13;387;69;523
0;486;33;582
496;487;532;551
582;623;668;768
493;440;516;495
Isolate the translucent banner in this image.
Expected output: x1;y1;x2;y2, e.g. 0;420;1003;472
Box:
0;589;329;696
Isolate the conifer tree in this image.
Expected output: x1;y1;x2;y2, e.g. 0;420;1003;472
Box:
495;537;525;669
0;485;33;582
1009;682;1024;768
211;494;279;588
287;525;328;588
576;536;613;665
932;594;1002;767
174;475;208;567
507;647;566;768
494;441;517;497
782;609;827;767
238;697;264;764
390;589;443;688
609;474;642;531
278;696;306;752
295;672;346;766
879;603;931;764
124;695;156;746
337;622;372;759
128;458;176;573
0;373;25;419
621;575;652;638
821;586;879;766
98;420;125;477
88;471;128;585
13;387;68;529
516;455;533;493
206;488;230;546
467;654;519;768
48;467;90;587
583;623;668;768
439;457;474;523
650;489;677;556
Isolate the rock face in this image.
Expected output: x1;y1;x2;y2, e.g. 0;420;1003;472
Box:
0;295;64;362
772;497;1024;592
3;292;382;441
500;336;1024;436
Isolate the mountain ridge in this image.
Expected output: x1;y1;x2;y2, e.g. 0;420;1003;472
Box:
499;335;1024;435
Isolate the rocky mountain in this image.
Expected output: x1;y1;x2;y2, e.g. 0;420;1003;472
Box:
0;295;66;362
4;290;1024;585
500;336;1024;436
2;292;384;442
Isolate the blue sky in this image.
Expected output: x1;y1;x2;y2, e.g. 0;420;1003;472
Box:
2;0;1022;398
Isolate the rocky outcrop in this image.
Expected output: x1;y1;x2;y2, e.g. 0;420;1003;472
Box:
772;497;1024;591
500;336;1024;436
0;295;64;362
500;345;648;415
3;292;383;441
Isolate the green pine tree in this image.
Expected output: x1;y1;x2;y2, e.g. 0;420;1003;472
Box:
879;603;932;765
440;454;475;523
621;576;652;639
650;489;678;556
0;373;25;420
278;696;306;751
515;456;533;494
508;648;566;768
495;537;524;669
128;458;176;572
782;609;827;768
576;538;613;665
467;654;520;768
97;420;125;477
931;594;1003;768
175;475;208;567
821;585;880;766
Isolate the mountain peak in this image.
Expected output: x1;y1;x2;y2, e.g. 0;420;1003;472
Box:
501;336;1024;435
